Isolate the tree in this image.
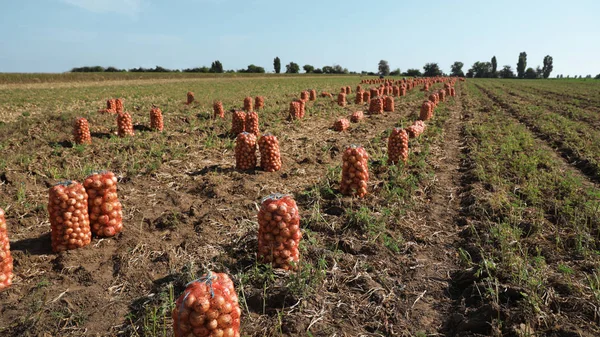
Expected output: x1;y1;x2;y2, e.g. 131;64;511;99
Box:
210;60;223;73
491;56;497;77
517;52;527;79
378;60;390;76
535;66;543;79
390;68;401;76
542;55;553;79
313;68;323;74
273;57;281;74
404;69;422;77
466;69;474;78
303;64;315;73
595;74;600;79
469;62;493;78
238;64;265;73
450;61;465;77
524;67;537;79
285;62;300;74
499;65;516;78
423;63;442;77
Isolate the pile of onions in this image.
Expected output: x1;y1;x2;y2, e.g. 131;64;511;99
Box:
406;120;426;138
345;86;351;94
235;132;257;170
243;97;253;112
73;117;92;145
422;83;430;91
187;92;195;105
115;98;124;113
0;208;13;290
350;111;364;123
438;89;446;102
450;88;456;97
340;87;346;94
369;97;384;114
213;101;224;119
117;112;134;137
356;85;362;92
83;171;123;237
333;118;350;132
362;91;371;103
150;107;164;132
340;145;369;198
48;181;92;252
354;91;364;105
399;86;407;96
392;86;400;97
259;133;282;172
337;93;346;107
369;88;379;98
321;92;333;98
289;101;302;120
231;111;246;135
384;86;392;95
388;128;409;165
245;111;260;136
172;272;241;337
257;194;301;270
300;91;309;102
428;93;439;106
254;96;265;110
100;99;117;113
309;89;317;101
420;101;434;121
384;96;395;112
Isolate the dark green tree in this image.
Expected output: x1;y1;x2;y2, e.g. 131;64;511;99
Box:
524;67;537;79
491;56;497;77
469;62;493;78
390;68;401;76
313;68;323;74
536;66;543;78
210;60;223;73
450;61;464;77
499;65;516;78
517;52;527;78
423;63;442;77
595;74;600;79
404;69;422;77
285;62;300;74
378;60;390;76
303;64;315;73
542;55;553;79
238;64;265;73
273;57;281;74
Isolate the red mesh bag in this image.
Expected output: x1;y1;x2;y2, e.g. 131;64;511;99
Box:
150;107;164;132
117;112;134;137
350;111;364;123
259;133;282;172
300;91;309;102
187;92;195;105
369;97;384;114
384;96;395;112
83;171;123;237
231;111;246;135
235;132;257;170
309;90;317;101
172;272;241;337
245;111;259;136
289;101;302;120
356;85;362;92
388;128;409;165
257;194;301;270
254;96;265;110
296;99;306;118
214;101;225;119
362;91;371;102
419;101;434;121
333;118;350;132
354;91;364;105
341;145;369;197
345;86;351;94
438;89;446;102
100;99;117;113
337;93;346;107
406;120;426;138
115;98;124;113
340;87;346;93
73;117;92;145
0;208;13;291
385;86;392;95
320;91;332;98
243;97;253;112
450;88;456;97
392;86;400;97
48;181;92;252
399;87;407;96
428;93;439;106
369;88;379;98
422;83;430;91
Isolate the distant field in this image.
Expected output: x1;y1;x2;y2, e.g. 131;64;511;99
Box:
0;75;599;336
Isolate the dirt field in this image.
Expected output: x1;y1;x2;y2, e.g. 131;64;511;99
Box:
0;75;599;336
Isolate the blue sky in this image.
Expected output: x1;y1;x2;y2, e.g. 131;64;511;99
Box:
0;0;599;75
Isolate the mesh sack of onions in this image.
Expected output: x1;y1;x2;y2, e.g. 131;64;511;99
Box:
73;117;92;145
362;91;371;102
340;145;369;197
370;88;379;98
422;84;430;91
387;128;409;165
337;93;346;107
187;92;195;105
115;98;124;113
450;88;456;97
406;120;426;138
172;272;241;337
356;85;362;93
350;111;364;123
419;101;434;121
101;99;117;113
385;86;392;95
235;132;257;171
296;99;305;118
309;90;317;101
399;87;407;96
258;133;282;172
117;112;135;137
392;86;400;97
48;181;92;252
384;96;395;112
243;97;253;112
428;93;439;106
345;86;351;94
340;87;346;94
438;90;446;102
300;91;309;102
231;111;246;135
245;111;260;136
150;107;164;132
333;118;350;132
289;101;302;120
213;101;225;119
254;96;265;110
257;194;301;270
83;171;123;237
354;91;364;105
0;208;13;291
321;91;332;98
369;97;384;114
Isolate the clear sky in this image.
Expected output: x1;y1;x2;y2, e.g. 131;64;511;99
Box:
1;0;599;76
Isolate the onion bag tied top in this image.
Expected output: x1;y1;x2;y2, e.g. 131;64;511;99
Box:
73;117;92;144
369;97;384;114
244;111;259;136
187;92;195;105
387;128;409;165
362;91;371;102
337;93;346;107
340;145;369;198
243;96;253;112
254;96;265;110
83;171;123;237
420;101;434;121
115;98;124;113
308;90;317;101
354;90;364;105
235;132;257;171
258;134;282;172
333;118;350;132
0;208;14;290
350;111;364;123
48;181;92;252
213;101;225;119
150;107;164;132
117;112;134;137
172;272;241;337
231;111;246;135
384;96;395;112
257;194;302;270
300;91;309;102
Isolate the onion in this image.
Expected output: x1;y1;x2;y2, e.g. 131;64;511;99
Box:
83;171;123;237
73;117;92;145
0;208;13;290
340;145;369;197
49;181;91;252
